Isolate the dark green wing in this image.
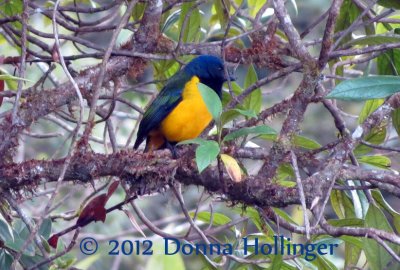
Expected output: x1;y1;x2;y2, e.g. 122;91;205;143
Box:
133;71;191;149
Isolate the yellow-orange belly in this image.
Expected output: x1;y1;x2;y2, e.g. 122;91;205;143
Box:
160;76;212;142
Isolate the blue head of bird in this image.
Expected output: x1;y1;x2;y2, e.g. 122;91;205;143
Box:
184;55;234;97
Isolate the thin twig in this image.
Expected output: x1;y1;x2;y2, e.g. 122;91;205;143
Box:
290;151;310;240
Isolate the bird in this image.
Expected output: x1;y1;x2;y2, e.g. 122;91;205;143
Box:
133;55;234;154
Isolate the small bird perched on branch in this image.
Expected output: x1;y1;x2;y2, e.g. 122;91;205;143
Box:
134;55;234;154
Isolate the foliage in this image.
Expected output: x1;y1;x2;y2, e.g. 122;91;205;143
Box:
0;0;400;270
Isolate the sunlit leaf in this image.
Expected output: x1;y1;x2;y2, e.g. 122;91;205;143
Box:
359;99;385;124
293;136;321;150
358;155;391;169
220;154;242;182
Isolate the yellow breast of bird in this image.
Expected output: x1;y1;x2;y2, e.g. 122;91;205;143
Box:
160;76;212;142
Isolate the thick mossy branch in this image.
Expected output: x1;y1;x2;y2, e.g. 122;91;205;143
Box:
1;149;399;208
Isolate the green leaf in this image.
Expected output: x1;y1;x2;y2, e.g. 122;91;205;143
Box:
196;140;220;173
220;82;245;124
276;180;296;187
0;250;13;270
178;138;219;173
334;0;361;44
330;190;355;219
377;16;400;34
213;1;230;27
1;0;23;29
261;134;321;150
377;49;400;76
394;215;400;234
220;108;257;126
275;162;296;187
179;3;201;43
248;0;265;17
328;218;364;227
74;253;102;269
38;218;52;239
152;60;180;90
293;136;321;150
273;208;298;225
233;108;257;118
340;236;363;268
0;74;32;83
378;0;400;9
358;155;391;169
340;236;364;249
5;80;18;91
20;255;47;270
280;262;298;270
354;126;386;155
146;243;185;270
0;219;13;243
297;258;318;270
311;238;343;270
345;34;400;46
40;235;50;253
276;163;295;185
243;65;262;114
288;0;298;16
132;2;146;21
191;211;232;227
223;125;277;142
235;206;275;235
198;83;222;121
372;190;400;233
363;204;397;270
162;9;180;34
54;252;77;269
372;190;400;216
326;76;400;101
359;99;385;124
271;252;283;270
220;110;238;125
312;254;338;270
230;81;243;95
6;220;35;256
392;108;400;137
